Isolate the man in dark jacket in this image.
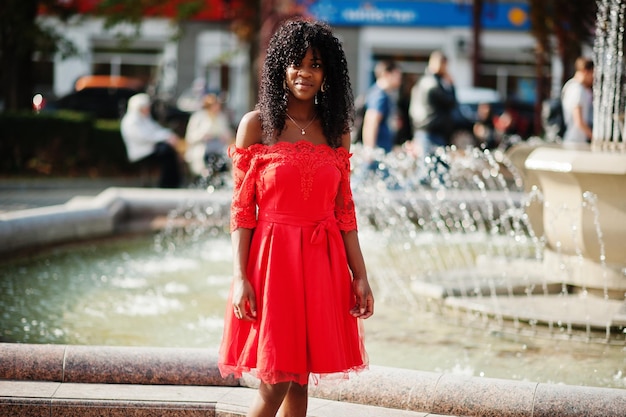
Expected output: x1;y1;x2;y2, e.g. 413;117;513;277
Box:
409;51;458;156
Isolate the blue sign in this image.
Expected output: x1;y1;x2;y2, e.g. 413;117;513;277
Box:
303;1;530;30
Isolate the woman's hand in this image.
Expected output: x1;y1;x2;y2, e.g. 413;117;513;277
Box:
232;277;257;321
351;277;374;319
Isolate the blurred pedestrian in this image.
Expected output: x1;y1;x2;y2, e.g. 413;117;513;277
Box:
561;57;594;144
121;93;183;188
184;93;234;180
361;59;402;154
473;102;498;149
409;51;458;156
395;74;415;147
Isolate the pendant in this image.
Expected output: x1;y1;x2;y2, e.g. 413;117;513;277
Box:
301;129;306;135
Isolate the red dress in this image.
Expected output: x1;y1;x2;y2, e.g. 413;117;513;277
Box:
218;140;368;385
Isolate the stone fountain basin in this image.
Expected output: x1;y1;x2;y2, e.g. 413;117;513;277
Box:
1;182;625;415
524;144;626;295
1;184;624;336
0;187;232;256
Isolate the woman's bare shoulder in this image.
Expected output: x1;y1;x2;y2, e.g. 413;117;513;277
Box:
236;110;263;148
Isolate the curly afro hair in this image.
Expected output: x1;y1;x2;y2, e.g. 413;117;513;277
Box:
258;19;354;148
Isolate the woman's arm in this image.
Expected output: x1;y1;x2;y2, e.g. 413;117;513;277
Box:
342;229;374;319
340;132;374;318
231;227;256;320
229;110;263;321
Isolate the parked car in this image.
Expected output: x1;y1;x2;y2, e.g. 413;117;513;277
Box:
41;76;144;120
39;75;191;133
43;87;141;119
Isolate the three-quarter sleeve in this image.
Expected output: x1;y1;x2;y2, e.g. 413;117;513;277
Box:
334;148;357;231
229;145;258;231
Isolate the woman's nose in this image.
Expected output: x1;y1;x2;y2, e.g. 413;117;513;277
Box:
298;68;311;77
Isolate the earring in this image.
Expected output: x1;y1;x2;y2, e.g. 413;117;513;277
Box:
283;80;287;90
315;94;319;105
321;80;327;93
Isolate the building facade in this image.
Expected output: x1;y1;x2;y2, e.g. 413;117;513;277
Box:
39;1;538;123
38;0;250;120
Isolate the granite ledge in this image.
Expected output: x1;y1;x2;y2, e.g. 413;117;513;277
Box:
1;343;625;417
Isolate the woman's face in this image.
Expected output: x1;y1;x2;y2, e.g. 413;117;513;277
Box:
285;48;325;102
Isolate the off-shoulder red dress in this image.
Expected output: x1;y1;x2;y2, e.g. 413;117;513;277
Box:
218;140;368;385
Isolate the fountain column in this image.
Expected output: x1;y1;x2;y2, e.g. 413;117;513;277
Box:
516;0;626;298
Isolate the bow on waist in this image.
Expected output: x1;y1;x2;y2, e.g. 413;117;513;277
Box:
258;211;337;244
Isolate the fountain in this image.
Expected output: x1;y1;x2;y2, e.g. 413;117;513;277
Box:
2;1;626;414
513;0;626;301
2;147;625;415
1;178;625;414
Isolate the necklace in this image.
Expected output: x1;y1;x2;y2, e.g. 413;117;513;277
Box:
286;113;316;135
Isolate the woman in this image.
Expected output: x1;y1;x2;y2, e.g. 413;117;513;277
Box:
184;93;233;179
218;19;374;417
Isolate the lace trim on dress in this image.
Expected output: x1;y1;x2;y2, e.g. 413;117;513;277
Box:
228;141;357;232
218;363;369;386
